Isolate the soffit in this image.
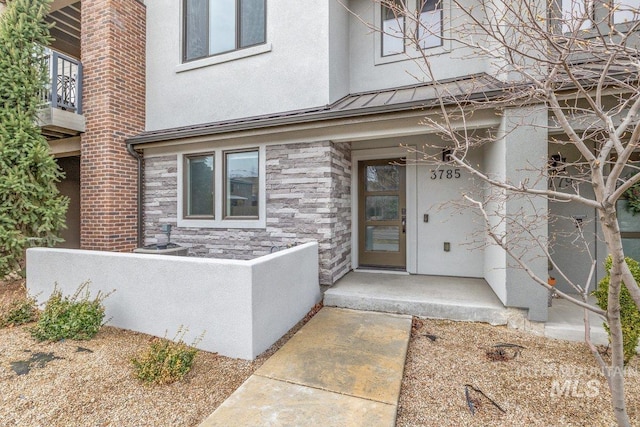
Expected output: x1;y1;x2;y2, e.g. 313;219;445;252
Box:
46;1;81;59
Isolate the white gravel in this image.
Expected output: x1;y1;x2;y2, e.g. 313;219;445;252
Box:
1;279;638;426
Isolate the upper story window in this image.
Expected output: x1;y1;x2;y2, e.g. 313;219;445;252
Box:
381;0;443;57
418;0;443;49
558;0;640;33
613;0;640;23
183;0;266;62
382;0;405;56
561;0;592;33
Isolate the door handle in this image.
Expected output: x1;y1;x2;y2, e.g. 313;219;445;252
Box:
401;208;406;233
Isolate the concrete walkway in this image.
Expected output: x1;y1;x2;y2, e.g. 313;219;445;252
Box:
199;307;412;427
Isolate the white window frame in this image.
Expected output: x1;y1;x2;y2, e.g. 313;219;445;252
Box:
177;145;266;228
374;0;449;65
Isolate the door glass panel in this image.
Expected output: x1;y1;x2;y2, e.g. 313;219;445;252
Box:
366;165;400;191
366;196;399;220
365;226;400;252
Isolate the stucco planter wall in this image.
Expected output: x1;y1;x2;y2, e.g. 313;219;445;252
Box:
26;242;321;360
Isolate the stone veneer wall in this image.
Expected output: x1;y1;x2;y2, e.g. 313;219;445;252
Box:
143;141;352;285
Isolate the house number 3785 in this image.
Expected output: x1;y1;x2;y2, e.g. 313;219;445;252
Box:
430;169;461;179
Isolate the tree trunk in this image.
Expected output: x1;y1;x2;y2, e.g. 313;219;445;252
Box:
600;207;631;427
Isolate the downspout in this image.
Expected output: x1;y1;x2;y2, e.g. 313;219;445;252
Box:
127;141;144;248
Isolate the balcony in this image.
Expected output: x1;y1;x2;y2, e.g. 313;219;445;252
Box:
38;48;85;141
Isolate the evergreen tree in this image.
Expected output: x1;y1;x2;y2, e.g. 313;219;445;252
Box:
0;0;68;278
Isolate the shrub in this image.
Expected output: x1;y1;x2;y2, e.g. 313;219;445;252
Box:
0;295;38;327
30;281;111;341
131;328;203;385
593;256;640;364
624;181;640;215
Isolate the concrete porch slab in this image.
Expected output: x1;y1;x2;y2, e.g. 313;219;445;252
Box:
324;272;515;325
545;297;609;345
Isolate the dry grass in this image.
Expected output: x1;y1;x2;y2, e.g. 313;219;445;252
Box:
1;279;639;426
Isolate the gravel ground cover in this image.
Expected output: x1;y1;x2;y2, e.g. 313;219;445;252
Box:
1;279;639;426
397;318;639;426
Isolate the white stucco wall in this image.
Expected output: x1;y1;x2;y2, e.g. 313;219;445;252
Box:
329;0;351;103
145;0;502;131
347;0;494;93
145;1;333;130
26;242;321;360
484;106;549;321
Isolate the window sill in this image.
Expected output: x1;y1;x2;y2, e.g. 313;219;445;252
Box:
374;44;448;66
176;43;272;73
177;218;266;229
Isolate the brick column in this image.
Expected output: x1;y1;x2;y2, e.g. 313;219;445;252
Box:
80;0;146;251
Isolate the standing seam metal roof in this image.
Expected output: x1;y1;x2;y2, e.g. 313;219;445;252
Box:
127;73;508;145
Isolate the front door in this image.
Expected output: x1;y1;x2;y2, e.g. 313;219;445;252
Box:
358;159;406;269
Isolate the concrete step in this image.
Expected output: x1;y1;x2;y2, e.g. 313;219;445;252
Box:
324;272;513;325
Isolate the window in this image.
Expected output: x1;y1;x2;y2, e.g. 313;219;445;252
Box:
380;0;443;58
561;0;592;33
418;0;443;49
185;154;215;218
224;150;259;218
558;0;639;33
183;0;266;62
613;0;640;23
179;146;265;228
382;0;405;56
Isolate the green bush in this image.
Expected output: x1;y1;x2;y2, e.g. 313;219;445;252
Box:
131;328;202;385
625;181;640;215
30;281;111;341
0;295;38;327
593;256;640;364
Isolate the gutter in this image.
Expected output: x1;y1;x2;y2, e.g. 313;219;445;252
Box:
126;141;144;247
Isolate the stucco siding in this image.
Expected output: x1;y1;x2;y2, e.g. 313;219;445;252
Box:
145;1;332;131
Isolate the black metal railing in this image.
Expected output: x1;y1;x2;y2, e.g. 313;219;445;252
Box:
42;49;83;114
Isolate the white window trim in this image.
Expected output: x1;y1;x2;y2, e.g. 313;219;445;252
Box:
374;0;450;66
177;145;266;228
176;43;272;73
